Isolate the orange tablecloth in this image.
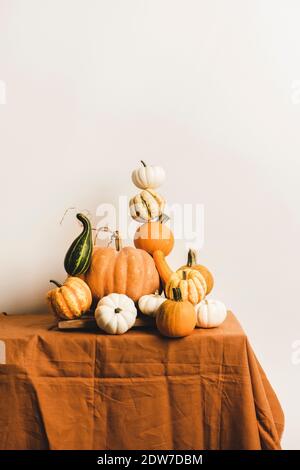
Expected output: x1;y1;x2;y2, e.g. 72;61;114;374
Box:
0;312;284;450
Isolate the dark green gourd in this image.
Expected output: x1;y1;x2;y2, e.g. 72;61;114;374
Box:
64;213;93;276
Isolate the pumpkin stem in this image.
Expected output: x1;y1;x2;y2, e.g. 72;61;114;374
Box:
182;270;187;280
93;227;123;251
114;231;122;251
158;213;170;224
49;280;62;288
172;287;182;302
93;226;113;246
114;308;122;313
187;249;197;267
141;160;147;167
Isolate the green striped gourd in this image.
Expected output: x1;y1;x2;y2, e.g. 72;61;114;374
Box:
64;213;93;276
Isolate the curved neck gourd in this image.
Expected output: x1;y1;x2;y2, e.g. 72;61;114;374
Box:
64;213;93;276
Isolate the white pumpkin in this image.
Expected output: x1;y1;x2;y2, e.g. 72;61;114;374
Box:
95;293;137;335
131;161;166;190
195;299;227;328
129;189;165;223
138;293;166;318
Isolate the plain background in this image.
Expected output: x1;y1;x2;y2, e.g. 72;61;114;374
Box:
0;0;299;449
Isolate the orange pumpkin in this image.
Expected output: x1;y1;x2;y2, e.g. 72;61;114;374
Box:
156;288;196;337
134;216;174;256
46;277;92;320
180;249;214;294
81;231;160;302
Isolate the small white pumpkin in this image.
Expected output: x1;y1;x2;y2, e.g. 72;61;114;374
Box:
131;161;166;190
195;299;227;328
138;293;166;317
95;293;137;335
129;189;165;223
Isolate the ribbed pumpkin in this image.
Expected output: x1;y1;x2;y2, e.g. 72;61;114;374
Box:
129;189;165;222
46;277;92;320
165;268;207;305
180;249;214;295
138;292;166;317
156;288;196;338
131;160;166;190
81;231;160;302
134;215;174;256
195;299;227;328
95;293;137;335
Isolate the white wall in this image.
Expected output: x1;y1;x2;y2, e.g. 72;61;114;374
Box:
1;0;300;449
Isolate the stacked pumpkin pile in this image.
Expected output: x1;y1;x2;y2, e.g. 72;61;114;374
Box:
47;162;227;337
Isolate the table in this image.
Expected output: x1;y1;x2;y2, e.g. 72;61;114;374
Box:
0;312;284;450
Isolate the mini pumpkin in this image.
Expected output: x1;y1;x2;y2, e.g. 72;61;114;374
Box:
46;277;92;320
134;215;174;256
156;288;196;338
165;268;207;305
180;249;214;295
131;160;165;190
138;292;166;317
195;299;227;328
129;189;165;223
95;293;137;335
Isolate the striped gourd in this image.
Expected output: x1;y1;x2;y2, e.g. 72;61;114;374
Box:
64;213;93;276
129;189;165;222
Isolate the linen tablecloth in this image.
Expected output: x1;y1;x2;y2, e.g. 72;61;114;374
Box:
0;312;284;450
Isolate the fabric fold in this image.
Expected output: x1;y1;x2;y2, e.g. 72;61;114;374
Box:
0;312;284;450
